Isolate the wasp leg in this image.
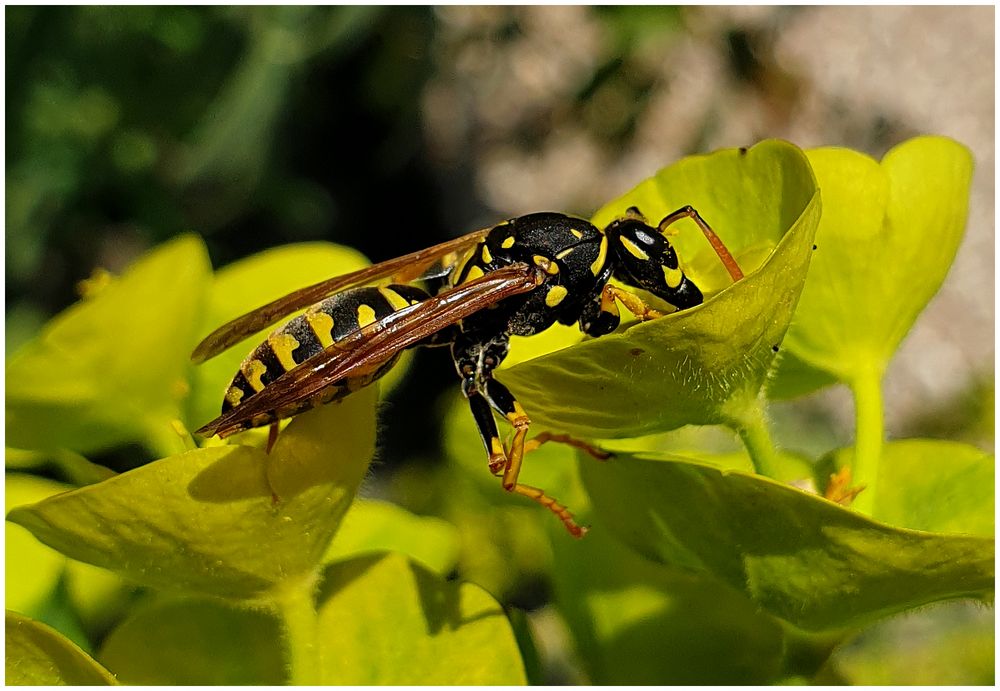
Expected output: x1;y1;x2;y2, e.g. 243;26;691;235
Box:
462;379;508;476
453;336;585;537
603;284;665;321
266;421;280;454
579;288;621;337
481;377;587;538
481;378;531;489
512;484;587;538
658;206;744;281
522;432;612;460
580;284;665;336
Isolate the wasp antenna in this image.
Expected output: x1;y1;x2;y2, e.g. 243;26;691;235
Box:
658;206;744;282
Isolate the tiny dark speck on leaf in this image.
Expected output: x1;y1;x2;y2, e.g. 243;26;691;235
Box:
771;344;780;353
812;244;818;250
738;146;748;155
629;348;644;357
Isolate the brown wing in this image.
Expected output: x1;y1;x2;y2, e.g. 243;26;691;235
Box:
191;229;491;364
196;263;541;438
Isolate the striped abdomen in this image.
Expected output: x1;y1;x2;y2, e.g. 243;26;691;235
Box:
221;284;430;431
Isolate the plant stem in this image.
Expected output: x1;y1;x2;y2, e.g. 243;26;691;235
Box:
733;397;782;478
849;367;884;516
274;574;321;685
779;624;848;681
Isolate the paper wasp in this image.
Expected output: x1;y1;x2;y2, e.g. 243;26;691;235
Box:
192;206;742;537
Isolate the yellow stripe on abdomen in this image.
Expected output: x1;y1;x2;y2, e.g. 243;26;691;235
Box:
357;304;378;328
306;311;335;348
378;287;412;311
268;332;301;371
242;359;268;392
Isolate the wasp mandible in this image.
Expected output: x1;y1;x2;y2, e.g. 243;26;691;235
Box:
192;206;743;537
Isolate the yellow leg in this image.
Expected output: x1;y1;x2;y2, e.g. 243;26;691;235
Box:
603;284;665;321
522;431;612;460
512;484;587;538
481;377;587;538
501;411;530;491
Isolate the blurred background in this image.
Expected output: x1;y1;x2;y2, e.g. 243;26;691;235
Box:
6;5;994;684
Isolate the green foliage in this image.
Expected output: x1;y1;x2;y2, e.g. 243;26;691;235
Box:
98;597;287;685
6;236;211;458
775;138;973;388
6;137;991;684
550;511;787;684
9;390;378;599
6;611;116;685
313;554;526;684
582;451;991;631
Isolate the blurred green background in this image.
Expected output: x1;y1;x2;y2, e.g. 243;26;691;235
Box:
6;6;994;684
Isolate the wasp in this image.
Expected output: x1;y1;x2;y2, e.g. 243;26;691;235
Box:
192;206;743;537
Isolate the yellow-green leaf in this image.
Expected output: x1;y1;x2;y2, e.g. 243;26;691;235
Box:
98;597;285;685
821;600;994;685
551;513;786;684
775;136;973;391
6;610;117;685
497;140;820;438
314;553;525;684
323;499;460;576
6;474;72;616
581;452;993;631
6;235;211;457
822;439;994;536
7;387;377;600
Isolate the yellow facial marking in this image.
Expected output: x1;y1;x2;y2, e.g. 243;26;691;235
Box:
662;265;684;289
242;359;268;392
481;245;493;264
619;236;649;260
356;304;378;328
501;236;515;249
570;228;583;239
378;287;411;311
464;264;485;282
533;254;559;275
545;285;568;307
268;332;301;371
590;235;608;275
555;247;574;260
225;386;244;407
306;311;334;347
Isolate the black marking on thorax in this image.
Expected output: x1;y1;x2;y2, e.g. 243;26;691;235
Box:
456;213;609;337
